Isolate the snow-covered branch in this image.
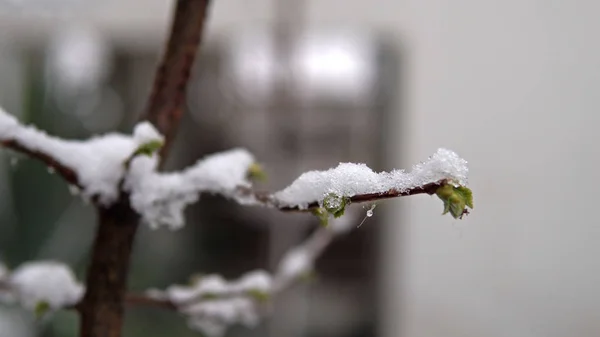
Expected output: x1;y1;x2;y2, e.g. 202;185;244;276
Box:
130;215;358;336
0;261;84;314
123;145;470;226
0;107;164;204
0;216;358;335
269;148;468;210
0;126;471;334
125;148;256;229
0;105;471;229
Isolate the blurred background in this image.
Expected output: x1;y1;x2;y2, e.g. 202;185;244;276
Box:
0;0;599;337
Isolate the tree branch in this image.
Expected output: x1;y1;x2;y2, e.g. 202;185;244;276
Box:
79;1;212;336
88;180;450;335
117;213;358;334
123;146;471;229
245;181;444;212
0;139;80;188
125;293;177;310
110;177;467;329
141;0;211;156
79;203;139;337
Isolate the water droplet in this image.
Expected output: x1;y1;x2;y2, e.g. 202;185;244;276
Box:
68;185;80;195
357;204;377;228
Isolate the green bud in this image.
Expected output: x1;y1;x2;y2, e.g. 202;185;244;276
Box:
247;163;267;182
436;184;454;199
312;207;329;227
34;301;50;319
323;193;350;218
132;139;164;157
247;289;270;302
435;184;473;219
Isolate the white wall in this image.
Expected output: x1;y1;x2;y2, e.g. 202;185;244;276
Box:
368;1;600;336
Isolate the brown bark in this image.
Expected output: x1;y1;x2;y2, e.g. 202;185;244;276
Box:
79;201;139;337
78;1;211;336
142;0;212;156
239;181;445;212
1;139;80;187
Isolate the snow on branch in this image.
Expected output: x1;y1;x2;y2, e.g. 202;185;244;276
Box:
123;146;470;229
0;107;163;204
142;270;273;336
0;105;472;229
0;261;84;314
270;148;468;210
124;148;256;229
0;217;357;334
135;215;356;337
0;106;257;228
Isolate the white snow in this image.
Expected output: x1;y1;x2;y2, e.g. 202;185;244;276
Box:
161;270;272;305
185;298;259;337
0;106;257;229
233;270;271;294
132;121;164;145
125;148;255;229
0;108;163;204
151;270;271;337
166;275;230;304
273;148;469;209
9;261;84;311
0;104;470;232
277;246;312;281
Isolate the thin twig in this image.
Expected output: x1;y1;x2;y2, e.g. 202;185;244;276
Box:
0;140;81;188
125;293;177;310
240;180;444;212
118;210;369;312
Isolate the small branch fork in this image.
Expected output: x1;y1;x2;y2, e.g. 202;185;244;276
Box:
0;132;446;212
0;211;357;326
103;184;443;313
116;214;348;313
78;1;212;337
0;146;451;335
